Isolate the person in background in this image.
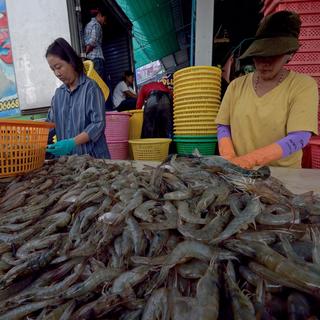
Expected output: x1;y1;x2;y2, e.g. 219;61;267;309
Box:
113;70;137;111
140;75;173;139
46;38;109;159
136;79;172;109
216;10;318;169
84;7;107;81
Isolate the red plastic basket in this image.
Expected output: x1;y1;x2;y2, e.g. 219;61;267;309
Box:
285;64;320;76
278;1;320;14
290;52;320;65
299;26;320;40
310;137;320;168
299;13;320;26
299;39;320;52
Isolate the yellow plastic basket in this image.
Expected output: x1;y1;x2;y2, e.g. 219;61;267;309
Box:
84;60;110;101
174;79;221;89
174;117;217;124
123;110;144;140
174;104;220;110
173;89;221;99
129;138;171;161
0;119;55;177
174;87;221;95
174;75;221;85
174;112;219;120
174;71;222;82
173;94;221;105
174;66;221;78
173;97;221;108
174;123;217;129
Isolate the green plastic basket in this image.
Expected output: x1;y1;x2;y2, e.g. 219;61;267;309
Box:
174;135;217;156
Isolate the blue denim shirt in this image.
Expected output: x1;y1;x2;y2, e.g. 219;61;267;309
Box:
47;73;110;159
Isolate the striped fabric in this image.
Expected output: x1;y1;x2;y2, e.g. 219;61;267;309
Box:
47;73;110;159
84;18;104;60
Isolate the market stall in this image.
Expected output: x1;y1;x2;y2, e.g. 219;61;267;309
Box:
0;155;319;319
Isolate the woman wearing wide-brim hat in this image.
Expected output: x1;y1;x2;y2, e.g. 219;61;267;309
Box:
215;10;318;168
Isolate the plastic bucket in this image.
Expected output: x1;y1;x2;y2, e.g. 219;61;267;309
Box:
105;112;130;142
107;140;129;160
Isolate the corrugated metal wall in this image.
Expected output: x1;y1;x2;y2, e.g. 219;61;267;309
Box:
102;35;132;90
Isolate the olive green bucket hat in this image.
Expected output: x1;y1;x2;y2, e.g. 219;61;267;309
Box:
239;10;301;59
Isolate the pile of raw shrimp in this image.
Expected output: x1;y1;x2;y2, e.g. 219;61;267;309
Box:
0;154;319;319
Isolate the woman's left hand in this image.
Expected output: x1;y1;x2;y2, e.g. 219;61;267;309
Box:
46;138;76;156
230;155;256;169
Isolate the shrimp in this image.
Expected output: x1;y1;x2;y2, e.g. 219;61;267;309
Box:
38;211;71;237
236;230;278;244
46;300;76;320
311;227;320;265
149;241;214;292
193;258;220;320
194;186;220;215
111;265;150;296
163;189;192;201
71;293;122;319
147;230;169;257
239;265;260;287
225;261;255;320
177;200;210;225
126;215;145;255
134;200;158;222
162;172;188;191
226;239;320;296
228;193;244;216
279;234;320;275
0;299;58;320
177;209;231;242
287;292;311;320
256;205;297;226
210;197;262;244
177;259;208;279
140;201;178;230
222;175;285;204
0;236;62;289
142;288;170;320
61;268;121;299
20;262;85;301
168;154;270;179
248;261;317;297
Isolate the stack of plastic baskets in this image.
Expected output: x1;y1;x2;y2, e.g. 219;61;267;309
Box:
105;112;131;160
173;66;221;155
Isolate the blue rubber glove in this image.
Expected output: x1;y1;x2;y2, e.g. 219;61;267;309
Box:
46;138;76;156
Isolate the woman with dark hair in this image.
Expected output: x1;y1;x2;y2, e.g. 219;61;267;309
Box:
112;70;137;111
46;37;109;158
